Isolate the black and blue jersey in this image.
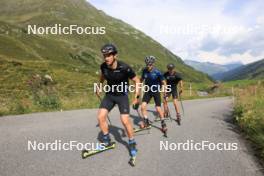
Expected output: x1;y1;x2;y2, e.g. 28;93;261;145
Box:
141;67;165;91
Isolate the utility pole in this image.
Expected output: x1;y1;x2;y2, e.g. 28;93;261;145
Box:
189;83;192;96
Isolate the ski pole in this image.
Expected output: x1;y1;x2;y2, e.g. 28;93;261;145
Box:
178;90;185;117
167;103;173;122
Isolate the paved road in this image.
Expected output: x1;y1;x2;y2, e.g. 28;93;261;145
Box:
0;97;263;176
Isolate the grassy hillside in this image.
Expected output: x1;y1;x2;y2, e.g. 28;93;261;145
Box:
0;0;212;115
233;81;264;161
219;59;264;81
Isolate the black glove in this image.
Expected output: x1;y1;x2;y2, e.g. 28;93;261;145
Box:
132;103;139;110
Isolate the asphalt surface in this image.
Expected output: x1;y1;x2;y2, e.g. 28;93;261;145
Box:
0;97;263;176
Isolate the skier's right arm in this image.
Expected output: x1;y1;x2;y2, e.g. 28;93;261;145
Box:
140;69;145;83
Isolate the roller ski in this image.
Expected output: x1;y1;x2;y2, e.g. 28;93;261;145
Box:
154;115;170;122
134;125;151;133
81;142;116;159
128;139;137;167
82;133;115;159
134;118;151;133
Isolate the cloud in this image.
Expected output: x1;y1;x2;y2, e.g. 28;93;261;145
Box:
197;51;263;65
88;0;264;64
200;20;264;59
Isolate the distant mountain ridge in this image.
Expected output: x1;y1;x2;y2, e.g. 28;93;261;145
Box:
215;59;264;81
184;60;243;79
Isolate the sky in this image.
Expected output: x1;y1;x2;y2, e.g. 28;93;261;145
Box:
88;0;264;65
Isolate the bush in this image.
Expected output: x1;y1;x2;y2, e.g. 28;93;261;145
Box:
36;95;61;109
28;74;61;110
233;83;264;161
10;99;31;115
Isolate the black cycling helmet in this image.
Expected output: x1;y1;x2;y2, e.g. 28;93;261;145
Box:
167;63;175;70
101;43;118;55
145;56;156;65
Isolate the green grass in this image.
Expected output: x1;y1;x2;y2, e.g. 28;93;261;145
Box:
222;79;260;88
233;80;264;161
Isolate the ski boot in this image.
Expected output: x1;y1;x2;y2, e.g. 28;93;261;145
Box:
101;133;115;148
176;113;181;126
135;118;151;133
128;139;137;167
140;118;151;128
81;133;115;159
161;120;168;137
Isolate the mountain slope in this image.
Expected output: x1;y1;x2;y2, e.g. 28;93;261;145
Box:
184;60;243;77
219;59;264;81
0;0;212;82
0;0;212;114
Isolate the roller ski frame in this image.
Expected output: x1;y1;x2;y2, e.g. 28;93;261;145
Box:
154;116;170;122
133;125;151;133
81;142;116;159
